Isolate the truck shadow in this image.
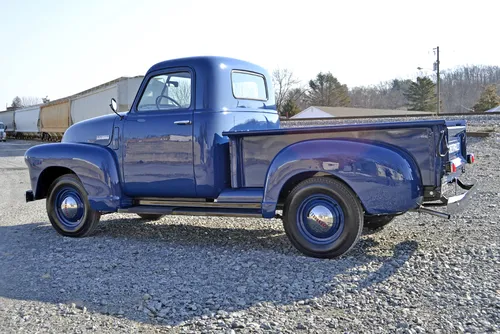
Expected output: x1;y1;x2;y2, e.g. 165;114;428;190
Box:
0;220;418;326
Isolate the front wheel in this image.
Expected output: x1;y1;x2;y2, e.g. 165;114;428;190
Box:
46;174;101;237
283;177;364;259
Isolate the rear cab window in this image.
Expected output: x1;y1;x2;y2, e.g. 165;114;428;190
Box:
231;70;268;101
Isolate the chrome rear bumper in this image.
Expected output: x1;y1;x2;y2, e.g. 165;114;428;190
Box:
416;178;477;218
446;179;477;214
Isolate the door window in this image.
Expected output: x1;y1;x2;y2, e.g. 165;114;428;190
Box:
137;72;192;112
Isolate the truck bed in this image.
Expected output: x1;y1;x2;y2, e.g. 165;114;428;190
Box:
224;120;464;190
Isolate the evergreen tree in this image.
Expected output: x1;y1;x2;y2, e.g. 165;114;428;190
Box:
281;98;301;118
307;72;350;107
11;96;22;108
287;87;308;111
473;85;500;112
404;77;437;111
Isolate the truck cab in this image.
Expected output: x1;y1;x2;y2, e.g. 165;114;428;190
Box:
60;57;279;199
24;56;476;259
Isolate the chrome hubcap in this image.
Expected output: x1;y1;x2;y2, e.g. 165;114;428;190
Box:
306;205;334;234
60;196;78;219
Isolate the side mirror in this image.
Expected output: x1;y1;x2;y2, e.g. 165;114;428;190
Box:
109;98;124;120
109;98;118;113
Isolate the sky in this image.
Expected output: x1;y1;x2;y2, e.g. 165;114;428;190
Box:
0;0;499;109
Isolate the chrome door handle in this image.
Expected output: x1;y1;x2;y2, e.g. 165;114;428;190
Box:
174;120;192;125
137;119;146;123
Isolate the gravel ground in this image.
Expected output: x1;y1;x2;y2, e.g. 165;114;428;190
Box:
0;117;499;334
282;113;500;130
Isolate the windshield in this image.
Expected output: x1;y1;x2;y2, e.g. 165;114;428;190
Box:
0;123;4;130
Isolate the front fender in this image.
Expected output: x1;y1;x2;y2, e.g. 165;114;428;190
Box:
24;143;122;211
262;139;423;218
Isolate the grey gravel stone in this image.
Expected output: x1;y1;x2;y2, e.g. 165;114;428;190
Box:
0;121;499;334
296;322;308;330
231;321;245;328
260;322;272;330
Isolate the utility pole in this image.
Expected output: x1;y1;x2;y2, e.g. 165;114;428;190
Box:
434;46;440;115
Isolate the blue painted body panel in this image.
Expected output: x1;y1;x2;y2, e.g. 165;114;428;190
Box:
259;139;423;218
24;143;123;211
62;113;118;146
121;109;197;197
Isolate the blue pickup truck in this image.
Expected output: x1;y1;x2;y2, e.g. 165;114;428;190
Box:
24;56;476;258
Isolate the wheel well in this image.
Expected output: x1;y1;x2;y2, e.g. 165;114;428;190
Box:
277;171;366;212
35;167;75;199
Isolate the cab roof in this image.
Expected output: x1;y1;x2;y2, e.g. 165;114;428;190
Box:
147;56;269;76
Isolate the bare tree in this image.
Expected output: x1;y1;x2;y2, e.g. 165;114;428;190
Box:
350;79;412;110
438;65;500;113
350;65;500;113
170;81;191;107
20;96;43;107
272;68;300;116
11;96;44;108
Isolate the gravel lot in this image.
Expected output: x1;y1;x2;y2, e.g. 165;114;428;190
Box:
0;116;499;334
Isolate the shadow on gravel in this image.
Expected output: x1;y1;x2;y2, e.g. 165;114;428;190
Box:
0;220;418;326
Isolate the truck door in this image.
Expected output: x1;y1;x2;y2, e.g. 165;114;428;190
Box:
122;69;196;198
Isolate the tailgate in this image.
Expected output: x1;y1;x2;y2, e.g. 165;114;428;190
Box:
444;120;469;181
426;120;477;215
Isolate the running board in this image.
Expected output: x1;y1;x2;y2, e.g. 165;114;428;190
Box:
135;198;260;209
118;205;263;218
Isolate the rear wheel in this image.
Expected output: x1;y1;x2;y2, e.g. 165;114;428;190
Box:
283;177;364;259
46;174;101;237
137;214;164;221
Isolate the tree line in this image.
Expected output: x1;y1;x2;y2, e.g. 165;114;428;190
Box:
273;65;500;117
8;65;500;116
8;96;50;109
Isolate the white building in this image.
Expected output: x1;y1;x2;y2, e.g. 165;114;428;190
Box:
486;105;500;112
292;106;432;119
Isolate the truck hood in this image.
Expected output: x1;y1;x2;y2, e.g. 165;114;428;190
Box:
62;113;124;146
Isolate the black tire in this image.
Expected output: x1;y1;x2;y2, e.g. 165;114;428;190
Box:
283;177;364;259
46;174;101;237
364;215;395;230
137;214;164;221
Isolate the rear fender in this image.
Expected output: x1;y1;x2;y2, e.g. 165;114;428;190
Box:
24;143;123;211
262;139;423;218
